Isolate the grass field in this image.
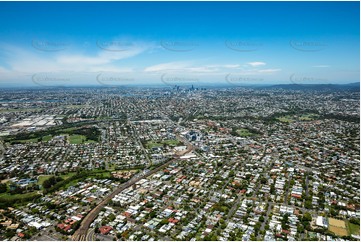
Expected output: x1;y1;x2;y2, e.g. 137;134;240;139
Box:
12;135;52;143
60;172;76;180
14;138;39;143
329;225;348;236
60;179;79;190
347;221;360;236
328;218;348;236
41;135;53;142
147;139;180;148
236;128;255;137
38;174;80;190
162;139;180;146
147;141;163;148
68;134;86;144
60;127;78;132
37;175;53;187
276;113;319;123
329;218;347;228
36;172;78;191
14;133;95;145
276;115;295;123
87;171;112;179
5;125;99;145
67;134;97;144
0;191;39;200
300;114;319;121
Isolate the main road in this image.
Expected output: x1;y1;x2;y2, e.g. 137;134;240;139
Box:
72;138;194;241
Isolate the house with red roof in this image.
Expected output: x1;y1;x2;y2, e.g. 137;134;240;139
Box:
99;226;112;235
57;223;65;230
291;193;302;199
168;218;179;224
64;225;72;232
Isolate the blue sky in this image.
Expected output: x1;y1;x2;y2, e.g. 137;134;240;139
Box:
0;1;359;87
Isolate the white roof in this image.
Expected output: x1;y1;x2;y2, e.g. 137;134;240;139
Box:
28;221;42;229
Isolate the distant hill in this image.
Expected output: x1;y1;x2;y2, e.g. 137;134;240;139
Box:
264;82;360;91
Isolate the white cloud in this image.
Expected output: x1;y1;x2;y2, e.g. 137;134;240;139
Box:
144;62;242;73
0;42;283;86
144;61;191;72
57;46;147;66
0;41;151;75
206;64;241;69
248;62;266;67
257;68;281;73
223;64;241;68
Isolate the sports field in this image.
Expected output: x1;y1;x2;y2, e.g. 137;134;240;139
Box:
328;218;348;236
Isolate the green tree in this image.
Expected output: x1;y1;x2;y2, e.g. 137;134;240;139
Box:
0;183;7;193
109;213;116;221
303;212;312;222
304;200;312;209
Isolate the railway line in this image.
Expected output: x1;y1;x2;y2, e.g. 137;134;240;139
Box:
72;142;193;241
